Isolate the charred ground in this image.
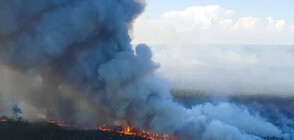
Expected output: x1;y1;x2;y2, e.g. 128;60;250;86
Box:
0;119;148;140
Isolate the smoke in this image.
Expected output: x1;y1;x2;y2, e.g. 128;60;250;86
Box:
0;0;290;139
153;44;294;94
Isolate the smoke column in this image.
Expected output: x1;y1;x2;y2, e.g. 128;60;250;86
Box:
0;0;289;139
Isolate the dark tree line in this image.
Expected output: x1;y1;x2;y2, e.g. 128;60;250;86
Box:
0;120;148;140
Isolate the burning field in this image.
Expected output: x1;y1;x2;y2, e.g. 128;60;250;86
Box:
0;119;151;140
0;0;293;140
0;118;176;140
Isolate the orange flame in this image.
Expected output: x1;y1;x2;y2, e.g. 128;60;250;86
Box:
98;124;178;140
47;120;75;127
46;120;178;140
0;119;7;122
48;120;57;124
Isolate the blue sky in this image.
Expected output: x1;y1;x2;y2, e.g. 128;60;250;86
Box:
132;0;294;93
146;0;294;25
133;0;294;45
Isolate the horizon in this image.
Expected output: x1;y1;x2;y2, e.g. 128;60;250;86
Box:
132;1;294;94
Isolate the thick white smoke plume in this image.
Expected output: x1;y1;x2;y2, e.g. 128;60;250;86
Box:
0;0;289;139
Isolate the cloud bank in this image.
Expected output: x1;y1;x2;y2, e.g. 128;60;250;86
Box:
133;5;294;45
133;5;294;94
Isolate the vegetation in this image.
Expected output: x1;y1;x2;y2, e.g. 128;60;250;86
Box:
0;119;148;140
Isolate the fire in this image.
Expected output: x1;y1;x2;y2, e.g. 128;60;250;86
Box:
47;120;75;127
0;119;20;122
98;124;178;140
48;120;57;124
0;119;7;122
46;120;177;140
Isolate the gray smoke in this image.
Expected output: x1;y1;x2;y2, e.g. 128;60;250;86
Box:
0;0;289;139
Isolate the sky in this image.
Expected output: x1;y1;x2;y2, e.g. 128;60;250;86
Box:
133;0;294;45
145;0;294;23
132;0;294;94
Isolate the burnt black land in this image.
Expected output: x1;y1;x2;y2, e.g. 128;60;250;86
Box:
0;120;148;140
0;119;283;140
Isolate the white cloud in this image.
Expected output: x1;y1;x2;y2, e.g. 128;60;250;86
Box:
224;10;235;16
234;17;260;32
288;25;294;32
161;5;222;30
132;5;294;93
133;5;294;45
267;16;286;32
219;19;233;30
